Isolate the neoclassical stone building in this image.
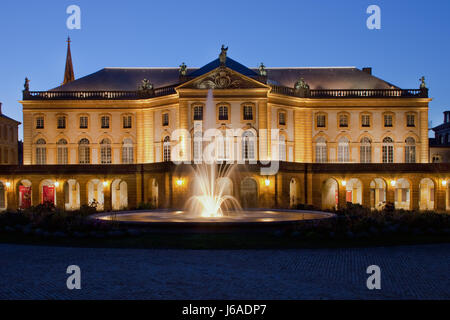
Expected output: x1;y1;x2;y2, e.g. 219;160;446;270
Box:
1;41;448;212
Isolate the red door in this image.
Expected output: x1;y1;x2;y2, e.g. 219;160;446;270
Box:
42;185;55;205
19;186;31;209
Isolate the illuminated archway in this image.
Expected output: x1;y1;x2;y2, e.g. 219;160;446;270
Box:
370;178;387;210
322;178;338;210
395;178;411;210
419;178;435;211
64;179;80;211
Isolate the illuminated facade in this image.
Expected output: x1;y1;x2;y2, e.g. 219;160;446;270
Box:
1;42;449;212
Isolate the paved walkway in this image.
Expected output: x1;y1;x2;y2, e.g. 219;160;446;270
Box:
0;243;449;299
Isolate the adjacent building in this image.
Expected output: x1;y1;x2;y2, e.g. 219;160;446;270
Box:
0;102;20;165
430;111;450;163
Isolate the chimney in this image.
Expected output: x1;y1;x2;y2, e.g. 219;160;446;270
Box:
444;111;450;124
0;102;2;114
362;67;372;75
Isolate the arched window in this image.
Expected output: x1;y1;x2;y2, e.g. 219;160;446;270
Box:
163;136;171;162
100;138;112;164
57;139;68;164
382;137;394;163
405;137;416;163
242;131;256;161
78;138;90;164
360;137;372;163
315;137;327;163
279;135;286;161
35;139;46;164
337;137;349;163
122;138;134;164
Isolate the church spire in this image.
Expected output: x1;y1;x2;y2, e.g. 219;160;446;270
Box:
63;37;75;85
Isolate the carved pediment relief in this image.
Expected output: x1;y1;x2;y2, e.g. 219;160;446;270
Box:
179;67;268;90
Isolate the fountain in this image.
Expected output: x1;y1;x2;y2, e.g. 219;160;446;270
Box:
92;89;334;229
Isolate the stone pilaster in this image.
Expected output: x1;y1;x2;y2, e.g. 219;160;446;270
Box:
23;112;32;165
258;100;268;161
420;110;429;163
143;110;154;163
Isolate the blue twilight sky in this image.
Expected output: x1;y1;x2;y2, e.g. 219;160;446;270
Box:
1;0;450;140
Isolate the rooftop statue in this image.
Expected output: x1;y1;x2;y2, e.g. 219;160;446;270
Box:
219;45;228;66
295;77;310;90
420;76;427;89
294;77;310;97
259;63;267;77
179;62;187;76
139;78;153;91
24;77;30;91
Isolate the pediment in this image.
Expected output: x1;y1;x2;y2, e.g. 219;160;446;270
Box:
177;66;269;90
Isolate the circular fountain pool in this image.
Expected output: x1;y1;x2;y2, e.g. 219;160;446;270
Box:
92;209;334;229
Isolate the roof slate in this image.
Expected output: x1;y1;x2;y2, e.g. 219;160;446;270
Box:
50;56;398;91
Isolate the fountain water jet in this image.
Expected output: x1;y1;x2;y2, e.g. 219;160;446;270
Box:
185;163;241;218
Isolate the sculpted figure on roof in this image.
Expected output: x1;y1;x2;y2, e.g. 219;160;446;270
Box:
219;45;228;66
179;62;187;76
259;63;267;77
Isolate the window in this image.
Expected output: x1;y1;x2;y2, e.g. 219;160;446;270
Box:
163;136;171;162
316;114;326;128
101;116;110;129
315;137;327;163
384;114;393;127
36;117;44;129
407;114;415;127
243;105;253;121
279;135;286;161
78;138;90;164
100;138;112;164
242;131;256;161
337;137;349;162
382;137;394;163
361;114;371;128
162;113;169;126
360;137;372;163
279;112;286;126
122;138;134;164
218;106;228;121
79;116;88;129
405;137;416;163
123;115;132;129
339;114;349;128
57;139;68;164
193;106;203;121
57;116;66;129
432;155;442;163
35;139;46;164
4;148;8;164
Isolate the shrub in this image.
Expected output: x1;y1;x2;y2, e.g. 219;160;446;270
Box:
137;202;156;210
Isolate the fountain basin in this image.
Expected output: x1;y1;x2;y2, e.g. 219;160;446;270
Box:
91;209;335;232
